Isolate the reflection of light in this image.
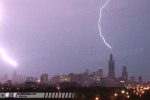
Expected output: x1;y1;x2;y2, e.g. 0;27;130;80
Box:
127;95;130;98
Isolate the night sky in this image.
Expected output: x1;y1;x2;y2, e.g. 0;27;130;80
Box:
0;0;150;81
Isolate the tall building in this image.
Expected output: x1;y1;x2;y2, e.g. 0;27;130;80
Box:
122;66;128;81
108;54;115;79
40;74;48;83
138;76;142;83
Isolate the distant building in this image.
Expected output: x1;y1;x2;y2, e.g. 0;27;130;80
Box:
50;75;60;83
82;69;90;85
130;76;136;83
59;75;70;82
97;68;103;78
18;74;24;83
118;66;128;83
122;66;128;81
138;76;142;83
85;69;89;74
4;74;8;83
108;54;115;79
40;74;48;83
26;77;37;82
12;70;17;83
7;80;12;85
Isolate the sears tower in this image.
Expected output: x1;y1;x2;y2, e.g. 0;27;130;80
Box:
108;54;115;79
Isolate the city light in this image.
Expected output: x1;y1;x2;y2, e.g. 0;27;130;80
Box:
36;79;41;83
57;86;60;90
114;93;118;97
120;81;125;83
121;90;125;94
95;96;100;100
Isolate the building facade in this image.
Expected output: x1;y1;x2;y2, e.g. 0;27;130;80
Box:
40;74;48;83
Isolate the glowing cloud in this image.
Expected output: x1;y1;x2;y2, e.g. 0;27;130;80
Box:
0;48;18;67
98;0;112;50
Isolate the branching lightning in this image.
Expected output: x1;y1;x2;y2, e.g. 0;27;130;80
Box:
0;48;18;67
98;0;112;50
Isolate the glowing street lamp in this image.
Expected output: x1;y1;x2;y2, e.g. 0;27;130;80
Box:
95;96;100;100
121;90;125;94
127;95;130;98
114;93;118;97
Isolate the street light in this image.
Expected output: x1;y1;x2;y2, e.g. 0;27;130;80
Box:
114;93;118;97
121;90;125;94
95;96;100;100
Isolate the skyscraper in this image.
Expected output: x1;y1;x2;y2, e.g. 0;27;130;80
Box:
108;54;115;79
138;76;142;83
122;66;128;81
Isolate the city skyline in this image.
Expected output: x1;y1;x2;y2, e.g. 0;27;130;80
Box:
0;0;150;81
0;54;144;84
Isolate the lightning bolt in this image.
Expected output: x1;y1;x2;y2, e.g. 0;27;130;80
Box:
0;48;18;67
98;0;112;51
0;2;17;67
